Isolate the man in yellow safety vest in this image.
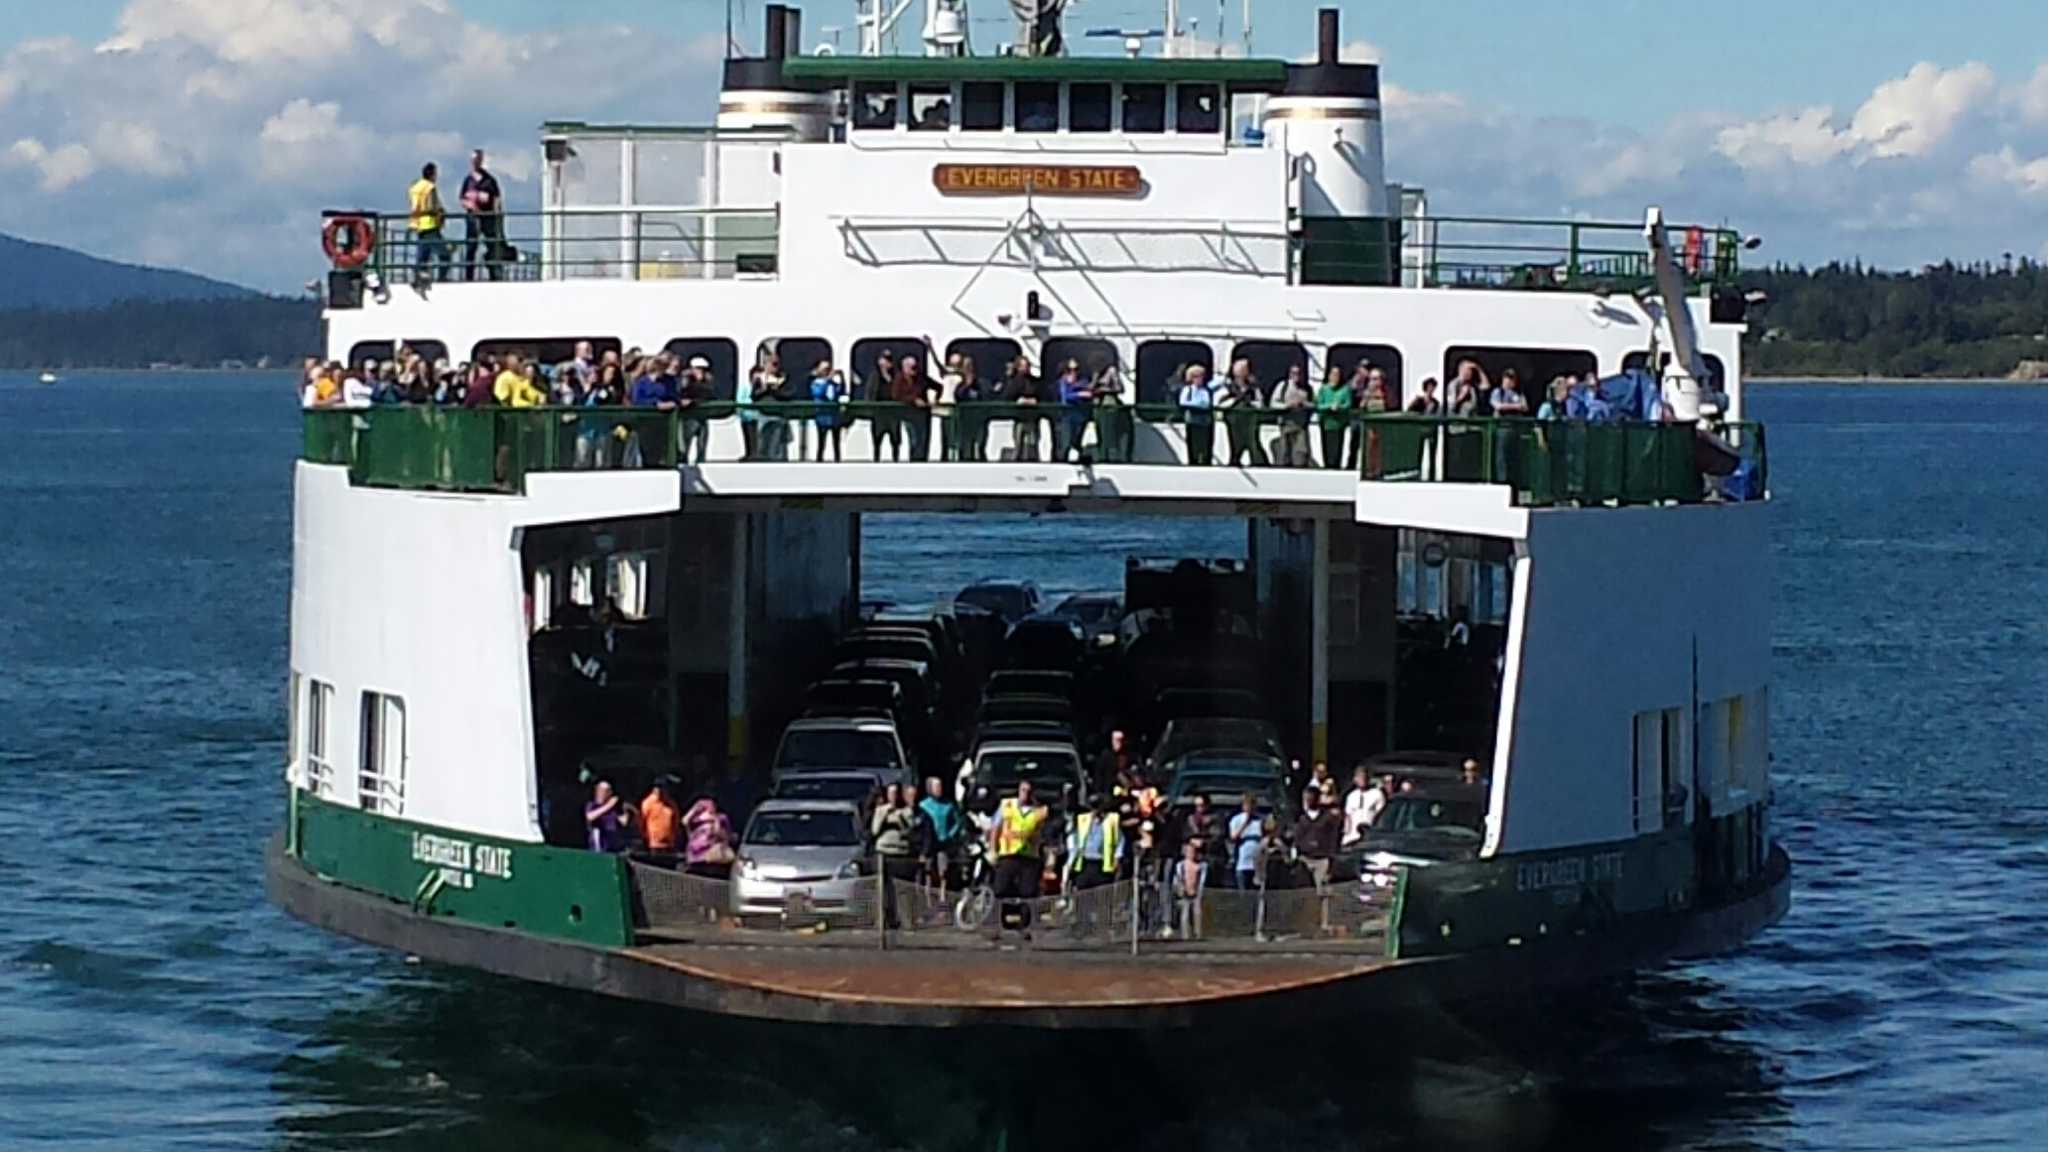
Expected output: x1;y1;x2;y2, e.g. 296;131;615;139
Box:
408;161;451;286
990;779;1047;937
1067;793;1121;891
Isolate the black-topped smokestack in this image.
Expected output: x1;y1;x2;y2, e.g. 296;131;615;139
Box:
1317;8;1340;65
764;4;791;60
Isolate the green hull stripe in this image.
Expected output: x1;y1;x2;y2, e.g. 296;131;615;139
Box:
290;793;634;948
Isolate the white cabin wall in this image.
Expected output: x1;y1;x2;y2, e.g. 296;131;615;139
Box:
1491;501;1770;854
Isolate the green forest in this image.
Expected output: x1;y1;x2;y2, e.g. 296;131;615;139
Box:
5;261;2048;378
1744;260;2048;378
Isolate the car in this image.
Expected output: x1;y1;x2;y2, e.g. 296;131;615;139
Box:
971;740;1088;808
1153;686;1265;724
1362;750;1477;789
730;800;871;922
1163;752;1291;815
1002;617;1084;671
970;718;1079;751
1050;592;1122;642
983;669;1075;702
1152;716;1284;765
974;694;1075;728
770;770;885;805
956;579;1041;627
804;677;905;721
772;717;910;779
834;633;941;671
1354;790;1488;898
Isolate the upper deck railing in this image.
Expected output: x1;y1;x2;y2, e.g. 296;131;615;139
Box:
324;207;1738;291
302;404;1765;507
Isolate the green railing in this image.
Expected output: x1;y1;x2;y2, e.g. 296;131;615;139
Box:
1306;215;1743;290
333;207;780;284
302;405;1761;507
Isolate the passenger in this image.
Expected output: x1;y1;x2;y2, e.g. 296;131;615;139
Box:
1342;766;1385;845
1491;368;1531;417
639;779;681;857
1167;838;1208;939
900;354;940;462
867;350;902;462
407;161;451;286
1228;794;1264;890
459;149;505;282
735;353;763;460
999;355;1042;462
583;779;630;853
1351;365;1393;472
1218;358;1268;467
1315;364;1352;470
990;780;1049;939
1301;761;1333;812
954;358;988;462
919;776;965;893
1448;358;1488;417
1293;787;1342;900
810;361;847;463
626;354;675;408
1271;363;1315;467
872;782;918;929
1091;363;1130;463
1537;376;1572;420
1461;758;1486;789
677;355;715;464
340;365;374;409
1093;729;1133;794
1052;359;1093;463
1578;375;1615;423
1177;363;1216;465
757;354;792;460
1406;377;1442;416
682;797;736;879
1179;791;1219;859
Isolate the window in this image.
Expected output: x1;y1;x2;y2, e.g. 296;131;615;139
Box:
765;337;835;385
852;81;899;129
1069;83;1112;132
663;337;740;400
1443;346;1597;413
1176;84;1221;134
1327;342;1404;405
1229;340;1309;394
570;559;595;606
1016;82;1060;132
349;339;448;367
357;691;407;816
611;553;650;619
909;84;952;131
472;337;622;367
286;671;302;778
851;336;932;387
1121;84;1166;133
962;81;1006;130
946;337;1022;389
1041;337;1118;381
1136;339;1214;406
304;679;335;797
531;568;554;631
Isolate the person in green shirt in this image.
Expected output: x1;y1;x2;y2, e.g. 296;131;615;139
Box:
1315;364;1353;470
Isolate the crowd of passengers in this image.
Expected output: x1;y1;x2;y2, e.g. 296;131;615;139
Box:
301;337;1655;470
575;742;1488;938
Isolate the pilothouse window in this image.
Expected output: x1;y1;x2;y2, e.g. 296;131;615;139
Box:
1176;84;1221;134
1069;83;1112;132
961;82;1005;130
1121;84;1166;133
853;81;899;129
910;84;952;131
1016;82;1059;131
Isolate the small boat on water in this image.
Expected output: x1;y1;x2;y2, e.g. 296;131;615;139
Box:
37;372;58;385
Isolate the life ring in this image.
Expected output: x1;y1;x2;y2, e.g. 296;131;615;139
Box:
1682;226;1705;277
322;216;375;269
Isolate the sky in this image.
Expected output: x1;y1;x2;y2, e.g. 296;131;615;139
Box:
6;0;2048;290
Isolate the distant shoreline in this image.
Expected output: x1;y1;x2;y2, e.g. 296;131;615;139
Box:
1748;375;2036;384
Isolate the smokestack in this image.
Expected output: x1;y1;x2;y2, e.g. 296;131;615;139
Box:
764;4;790;60
1317;8;1339;65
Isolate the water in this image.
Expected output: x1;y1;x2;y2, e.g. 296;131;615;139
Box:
2;372;2044;1150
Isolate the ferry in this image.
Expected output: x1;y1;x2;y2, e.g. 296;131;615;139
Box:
268;1;1787;1030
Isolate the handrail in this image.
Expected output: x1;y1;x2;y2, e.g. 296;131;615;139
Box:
302;404;1763;507
338;206;782;284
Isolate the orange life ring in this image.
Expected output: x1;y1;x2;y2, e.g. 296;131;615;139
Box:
322;216;375;269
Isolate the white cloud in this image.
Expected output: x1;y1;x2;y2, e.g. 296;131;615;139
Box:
1715;106;1856;170
1969;146;2048;198
8;138;98;192
1848;61;1995;158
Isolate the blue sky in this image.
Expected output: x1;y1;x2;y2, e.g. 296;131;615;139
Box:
6;0;2048;287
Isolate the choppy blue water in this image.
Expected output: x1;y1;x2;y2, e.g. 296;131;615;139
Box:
1;372;2044;1151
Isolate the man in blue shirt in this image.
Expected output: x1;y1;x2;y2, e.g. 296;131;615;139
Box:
630;359;677;408
1578;375;1614;423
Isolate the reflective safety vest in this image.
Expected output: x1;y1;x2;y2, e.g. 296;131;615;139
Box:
408;178;443;234
1069;810;1120;872
994;798;1046;858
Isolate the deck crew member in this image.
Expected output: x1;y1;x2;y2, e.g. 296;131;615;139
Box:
1067;794;1121;890
990;780;1049;937
407;161;450;285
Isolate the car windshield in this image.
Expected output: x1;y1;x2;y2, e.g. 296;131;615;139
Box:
1177;772;1279;798
1376;796;1484;836
745;809;863;847
978;750;1079;791
778;729;899;771
774;776;876;803
1160;720;1280;757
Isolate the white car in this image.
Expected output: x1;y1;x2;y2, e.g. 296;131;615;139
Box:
730;800;871;923
772;716;911;782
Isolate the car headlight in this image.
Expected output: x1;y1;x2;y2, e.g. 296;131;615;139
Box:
837;859;863;880
736;857;760;881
